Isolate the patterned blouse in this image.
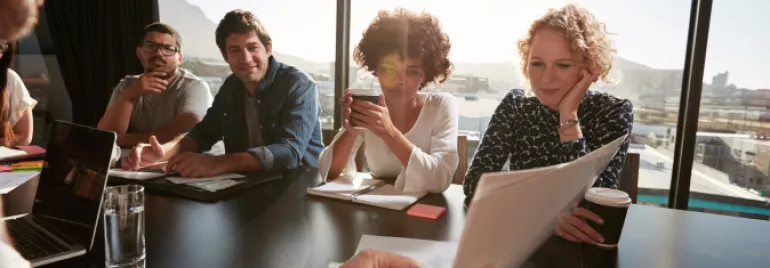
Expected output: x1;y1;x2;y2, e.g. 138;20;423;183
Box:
463;89;634;203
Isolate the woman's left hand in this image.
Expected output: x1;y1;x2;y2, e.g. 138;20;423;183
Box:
558;69;599;116
350;95;396;138
555;206;605;244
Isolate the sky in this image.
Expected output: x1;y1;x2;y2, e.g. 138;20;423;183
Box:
183;0;770;89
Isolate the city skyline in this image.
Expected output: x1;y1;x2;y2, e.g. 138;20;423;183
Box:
179;0;769;89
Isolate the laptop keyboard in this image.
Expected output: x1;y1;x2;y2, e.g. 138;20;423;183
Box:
7;219;70;260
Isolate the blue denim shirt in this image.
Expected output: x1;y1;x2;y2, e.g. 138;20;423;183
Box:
187;56;323;170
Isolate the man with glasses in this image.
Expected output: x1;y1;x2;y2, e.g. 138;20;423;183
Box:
123;10;323;178
98;22;213;149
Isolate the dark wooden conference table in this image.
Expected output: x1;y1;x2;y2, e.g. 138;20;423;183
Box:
2;167;768;267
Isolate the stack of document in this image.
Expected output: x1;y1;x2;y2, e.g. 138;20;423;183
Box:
109;168;246;192
167;174;246;192
348;135;627;268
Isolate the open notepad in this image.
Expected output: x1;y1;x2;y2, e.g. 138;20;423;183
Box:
307;174;425;211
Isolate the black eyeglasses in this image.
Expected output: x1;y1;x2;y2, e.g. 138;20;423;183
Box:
140;41;179;56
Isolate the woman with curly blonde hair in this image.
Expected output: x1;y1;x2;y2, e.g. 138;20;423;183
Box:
318;8;459;193
464;4;634;244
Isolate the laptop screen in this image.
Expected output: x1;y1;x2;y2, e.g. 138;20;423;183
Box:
32;121;116;246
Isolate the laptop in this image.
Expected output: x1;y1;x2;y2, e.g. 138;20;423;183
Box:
3;121;116;266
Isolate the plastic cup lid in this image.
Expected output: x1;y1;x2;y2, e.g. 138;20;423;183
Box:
585;187;631;208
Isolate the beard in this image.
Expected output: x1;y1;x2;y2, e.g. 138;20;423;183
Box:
0;0;39;41
146;56;177;79
147;68;176;80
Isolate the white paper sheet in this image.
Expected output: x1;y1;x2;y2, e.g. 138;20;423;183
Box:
0;147;26;161
453;135;627;268
0;171;39;194
187;179;242;192
354;235;458;268
109;169;167;180
166;173;245;184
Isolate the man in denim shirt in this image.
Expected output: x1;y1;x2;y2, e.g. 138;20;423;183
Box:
122;9;323;177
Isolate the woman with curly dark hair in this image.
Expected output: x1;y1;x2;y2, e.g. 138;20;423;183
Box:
318;8;459;193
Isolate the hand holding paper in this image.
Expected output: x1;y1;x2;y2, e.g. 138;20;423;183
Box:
452;135;627;268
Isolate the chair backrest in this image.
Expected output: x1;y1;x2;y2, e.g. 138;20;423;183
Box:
454;135;468;185
618;152;640;203
322;129;365;172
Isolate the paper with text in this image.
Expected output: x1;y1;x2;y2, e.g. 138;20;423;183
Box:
453;135;627;268
355;235;458;268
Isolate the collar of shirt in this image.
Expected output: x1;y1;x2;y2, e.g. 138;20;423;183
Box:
256;56;280;92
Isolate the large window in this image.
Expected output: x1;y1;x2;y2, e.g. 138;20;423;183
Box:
160;0;337;129
687;0;770;220
350;0;690;204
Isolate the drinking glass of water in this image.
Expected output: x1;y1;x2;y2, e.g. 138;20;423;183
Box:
103;185;146;267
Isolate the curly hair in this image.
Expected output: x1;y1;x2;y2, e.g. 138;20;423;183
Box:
517;4;615;83
353;8;452;88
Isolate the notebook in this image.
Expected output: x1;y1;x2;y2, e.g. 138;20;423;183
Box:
109;169;168;180
307;173;425;211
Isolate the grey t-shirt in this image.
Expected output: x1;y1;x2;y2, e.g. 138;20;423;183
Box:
244;94;265;148
108;68;213;133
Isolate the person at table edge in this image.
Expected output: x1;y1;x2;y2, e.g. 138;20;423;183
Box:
0;0;46;267
97;23;214;149
122;9;323;177
463;4;634;245
318;7;459;193
0;40;36;148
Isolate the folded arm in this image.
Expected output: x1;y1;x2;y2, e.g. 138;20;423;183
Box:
97;81;136;134
395;95;459;193
10;107;33;146
463;92;517;201
200;76;319;174
586;99;634;188
318;129;363;181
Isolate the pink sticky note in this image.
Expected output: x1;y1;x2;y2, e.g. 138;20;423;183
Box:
407;204;446;219
0;165;12;172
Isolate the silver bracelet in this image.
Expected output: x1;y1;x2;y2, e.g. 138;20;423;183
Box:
559;119;580;129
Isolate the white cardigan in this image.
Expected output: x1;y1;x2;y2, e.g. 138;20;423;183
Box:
318;92;459;193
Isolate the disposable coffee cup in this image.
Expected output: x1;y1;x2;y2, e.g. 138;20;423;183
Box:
582;243;618;268
349;88;381;129
580;187;631;248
